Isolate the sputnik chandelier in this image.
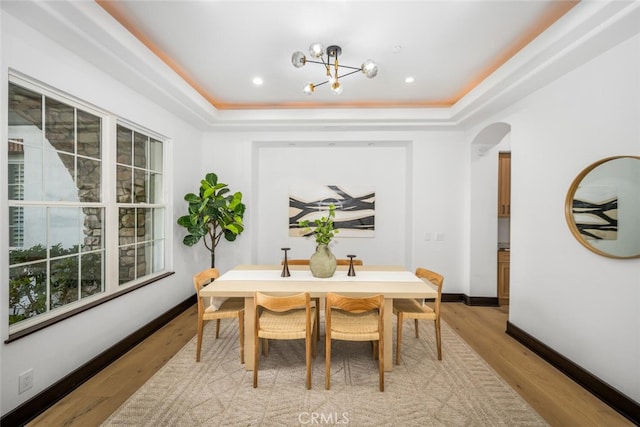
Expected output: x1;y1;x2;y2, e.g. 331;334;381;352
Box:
291;43;378;95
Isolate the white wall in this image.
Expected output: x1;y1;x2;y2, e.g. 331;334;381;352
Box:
471;33;640;402
0;12;206;415
255;142;410;265
202;130;469;293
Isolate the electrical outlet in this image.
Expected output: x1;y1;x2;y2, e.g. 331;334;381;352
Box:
19;369;33;394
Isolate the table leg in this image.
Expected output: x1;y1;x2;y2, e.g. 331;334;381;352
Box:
244;296;255;371
384;297;393;372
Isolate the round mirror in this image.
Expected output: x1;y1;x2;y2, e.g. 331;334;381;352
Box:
565;156;640;259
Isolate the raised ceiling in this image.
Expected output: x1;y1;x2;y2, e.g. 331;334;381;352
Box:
97;0;579;110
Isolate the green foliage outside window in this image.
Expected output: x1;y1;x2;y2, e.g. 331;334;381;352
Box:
9;244;103;325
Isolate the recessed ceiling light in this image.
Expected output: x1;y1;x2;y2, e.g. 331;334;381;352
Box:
252;77;263;86
405;77;415;84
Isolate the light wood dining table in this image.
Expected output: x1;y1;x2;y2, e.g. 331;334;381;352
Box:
199;264;437;371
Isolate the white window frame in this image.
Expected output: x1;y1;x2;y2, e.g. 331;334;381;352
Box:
7;73;172;338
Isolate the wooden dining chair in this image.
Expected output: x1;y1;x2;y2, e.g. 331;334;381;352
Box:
254;292;317;389
393;267;444;364
325;292;384;391
193;268;245;363
283;258;364;340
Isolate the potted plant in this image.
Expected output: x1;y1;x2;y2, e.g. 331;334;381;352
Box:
299;203;339;277
177;173;246;268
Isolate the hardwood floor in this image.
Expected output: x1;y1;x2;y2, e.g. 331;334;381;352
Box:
28;303;631;426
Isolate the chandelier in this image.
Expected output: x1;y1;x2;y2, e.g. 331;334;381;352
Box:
291;43;378;95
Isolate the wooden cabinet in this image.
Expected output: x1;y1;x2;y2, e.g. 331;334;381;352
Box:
498;152;511;217
498;250;510;305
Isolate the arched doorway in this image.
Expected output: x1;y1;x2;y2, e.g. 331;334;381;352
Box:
469;123;511;302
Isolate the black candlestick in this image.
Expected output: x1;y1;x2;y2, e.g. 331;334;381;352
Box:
281;248;291;277
347;254;357;277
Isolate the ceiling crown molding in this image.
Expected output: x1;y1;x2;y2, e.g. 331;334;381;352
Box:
3;1;639;132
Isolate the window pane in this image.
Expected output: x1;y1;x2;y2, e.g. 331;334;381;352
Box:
116;165;132;203
9;262;47;325
133;132;146;168
50;256;79;309
134;169;147;203
76;110;101;159
153;239;165;273
77;157;101;202
116;125;132;165
8;84;43;148
136;208;152;243
153;208;165;240
82;207;103;252
49;207;80;256
45;98;75;154
119;207;135;246
81;251;104;298
9;206;24;248
149;172;162;203
9;206;47;264
44;150;75;201
22;145;44;201
8;158;25;201
149;138;163;171
137;243;152;278
119;247;135;285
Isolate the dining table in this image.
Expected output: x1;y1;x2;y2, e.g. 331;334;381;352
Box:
199;264;438;371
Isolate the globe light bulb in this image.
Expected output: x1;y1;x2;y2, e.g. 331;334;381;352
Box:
331;81;343;95
309;42;324;58
303;83;315;95
361;59;378;78
291;51;306;68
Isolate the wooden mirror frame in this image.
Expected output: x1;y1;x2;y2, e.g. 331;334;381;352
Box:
564;155;640;259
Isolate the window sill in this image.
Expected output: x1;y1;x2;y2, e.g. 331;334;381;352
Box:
5;271;175;343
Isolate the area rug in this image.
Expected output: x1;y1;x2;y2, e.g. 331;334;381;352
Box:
102;316;547;426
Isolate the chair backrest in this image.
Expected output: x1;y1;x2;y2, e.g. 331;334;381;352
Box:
285;259;310;265
255;292;313;341
326;293;383;315
325;293;384;343
255;292;310;313
193;268;220;313
415;267;444;314
337;259;363;266
285;259;364;266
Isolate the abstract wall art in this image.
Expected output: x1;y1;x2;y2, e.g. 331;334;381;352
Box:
289;184;375;238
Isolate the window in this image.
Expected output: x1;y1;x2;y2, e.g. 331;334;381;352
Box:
7;76;169;336
116;124;165;285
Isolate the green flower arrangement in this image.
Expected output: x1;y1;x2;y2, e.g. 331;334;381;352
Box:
298;203;339;245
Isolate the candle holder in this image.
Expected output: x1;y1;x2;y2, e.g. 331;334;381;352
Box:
281;248;291;277
346;254;357;276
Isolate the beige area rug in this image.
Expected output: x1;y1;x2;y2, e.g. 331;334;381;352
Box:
103;315;547;426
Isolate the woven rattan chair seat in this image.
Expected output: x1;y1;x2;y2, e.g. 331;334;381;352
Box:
330;309;380;341
203;297;245;319
392;298;436;320
258;307;317;340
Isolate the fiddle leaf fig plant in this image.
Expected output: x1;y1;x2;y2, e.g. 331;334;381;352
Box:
177;173;246;267
298;203;338;245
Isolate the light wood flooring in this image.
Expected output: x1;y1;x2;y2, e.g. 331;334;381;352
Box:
28;303;632;426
